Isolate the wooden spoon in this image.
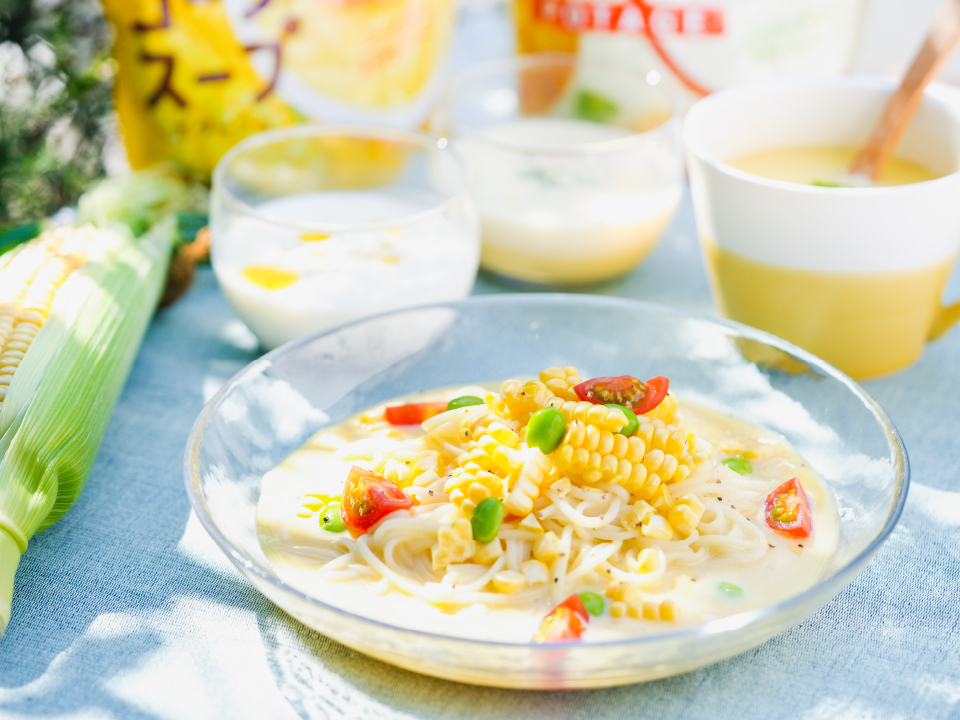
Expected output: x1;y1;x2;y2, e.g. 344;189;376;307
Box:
848;0;960;181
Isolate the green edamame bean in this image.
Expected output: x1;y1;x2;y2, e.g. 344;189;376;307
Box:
717;581;742;597
320;501;346;533
579;592;605;616
447;395;484;411
722;457;753;475
606;404;639;437
526;407;566;454
471;497;505;544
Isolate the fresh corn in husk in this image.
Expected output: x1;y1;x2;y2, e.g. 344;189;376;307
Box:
0;169;195;633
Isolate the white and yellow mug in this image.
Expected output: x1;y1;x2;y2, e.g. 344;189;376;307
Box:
684;77;960;379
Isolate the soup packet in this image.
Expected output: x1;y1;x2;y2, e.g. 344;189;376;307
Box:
103;0;455;175
514;0;863;110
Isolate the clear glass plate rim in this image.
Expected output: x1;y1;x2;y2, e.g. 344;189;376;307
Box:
183;293;910;650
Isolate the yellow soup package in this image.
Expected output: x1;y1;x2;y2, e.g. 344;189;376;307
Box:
104;0;455;175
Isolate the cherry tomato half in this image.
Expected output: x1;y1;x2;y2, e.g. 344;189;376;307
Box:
384;401;447;426
340;466;413;534
763;478;812;539
572;375;669;416
532;593;590;642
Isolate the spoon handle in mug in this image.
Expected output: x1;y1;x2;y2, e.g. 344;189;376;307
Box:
849;0;960;180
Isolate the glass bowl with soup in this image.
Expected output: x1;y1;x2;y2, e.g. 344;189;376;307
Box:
184;295;908;688
210;125;480;350
684;77;960;379
431;53;684;287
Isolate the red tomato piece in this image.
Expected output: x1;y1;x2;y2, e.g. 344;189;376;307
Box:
533;606;584;643
764;478;812;539
384;401;447;426
572;375;669;415
557;593;590;624
634;376;669;415
533;594;590;643
340;466;413;533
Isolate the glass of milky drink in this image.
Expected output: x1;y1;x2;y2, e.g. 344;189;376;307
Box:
432;53;683;286
684;77;960;379
210;125;480;349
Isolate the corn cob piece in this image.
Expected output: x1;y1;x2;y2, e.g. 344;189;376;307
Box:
0;172;186;634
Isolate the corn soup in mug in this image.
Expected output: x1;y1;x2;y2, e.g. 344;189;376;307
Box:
683;79;960;379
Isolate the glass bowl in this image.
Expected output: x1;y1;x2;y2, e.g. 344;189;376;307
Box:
184;295;908;688
430;53;683;287
210;124;479;350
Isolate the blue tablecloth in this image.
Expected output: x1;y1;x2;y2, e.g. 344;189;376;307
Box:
1;183;958;719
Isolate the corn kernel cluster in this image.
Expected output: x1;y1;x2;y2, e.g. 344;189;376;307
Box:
394;367;714;622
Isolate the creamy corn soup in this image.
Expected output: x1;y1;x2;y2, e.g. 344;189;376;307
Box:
256;369;839;643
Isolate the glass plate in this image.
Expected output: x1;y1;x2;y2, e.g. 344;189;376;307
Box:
184;294;908;688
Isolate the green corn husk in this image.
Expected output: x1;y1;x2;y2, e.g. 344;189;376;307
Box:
0;169;193;633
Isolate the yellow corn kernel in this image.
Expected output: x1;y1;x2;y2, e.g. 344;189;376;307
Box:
539;367;567;381
643;393;678;425
459;447;499;473
659;598;680;622
668;494;706;537
445;470;503;507
520;559;549;585
467;482;492;504
518;513;544;534
583;424;601;452
622;500;655;529
460;411;503;442
650;484;674;512
611;433;630;459
562;420;585;448
610;601;627;618
492;444;525;473
599;453;619;479
533;531;562;563
546;399;628;433
538;366;582;402
473;539;504;565
627;547;662;575
627;436;647;463
477;434;500;455
658;453;679;484
676;493;705;518
381;459;414;488
0;240;82;405
641;514;673;541
605;580;642;605
630;597;679;621
623;463;652;497
484;391;507;416
668;504;700;537
503;449;551;516
549;476;572;498
492;570;526;594
501;378;554;420
487;422;520;449
431;518;476;570
643;448;665;474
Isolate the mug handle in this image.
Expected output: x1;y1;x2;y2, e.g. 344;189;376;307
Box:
929;300;960;341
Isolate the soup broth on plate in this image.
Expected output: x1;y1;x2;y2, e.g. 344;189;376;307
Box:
255;369;839;643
